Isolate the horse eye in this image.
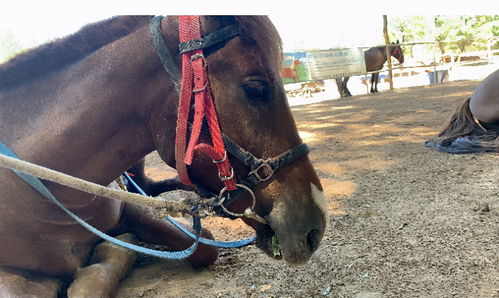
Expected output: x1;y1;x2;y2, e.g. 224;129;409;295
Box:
241;80;270;100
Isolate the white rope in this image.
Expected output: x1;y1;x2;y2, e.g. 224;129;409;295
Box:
0;153;194;212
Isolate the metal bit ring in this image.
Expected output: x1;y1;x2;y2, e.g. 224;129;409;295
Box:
217;184;266;224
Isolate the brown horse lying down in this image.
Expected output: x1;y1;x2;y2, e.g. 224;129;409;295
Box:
425;69;499;153
0;15;327;297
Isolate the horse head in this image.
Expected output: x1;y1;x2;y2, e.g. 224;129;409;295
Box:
392;40;404;64
150;16;327;265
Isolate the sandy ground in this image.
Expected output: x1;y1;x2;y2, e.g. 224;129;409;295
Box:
117;79;499;298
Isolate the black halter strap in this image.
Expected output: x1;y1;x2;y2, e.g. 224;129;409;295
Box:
150;16;239;93
150;16;182;93
223;136;310;189
179;24;239;53
195;137;310;218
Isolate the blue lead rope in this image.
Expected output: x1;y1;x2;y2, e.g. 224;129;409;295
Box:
0;142;199;260
123;173;256;248
165;217;255;248
0;142;254;260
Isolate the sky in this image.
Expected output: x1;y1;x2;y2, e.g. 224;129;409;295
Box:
0;0;497;54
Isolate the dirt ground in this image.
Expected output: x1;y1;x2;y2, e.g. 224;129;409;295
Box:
117;79;499;298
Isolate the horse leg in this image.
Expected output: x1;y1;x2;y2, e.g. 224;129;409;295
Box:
119;203;219;268
343;77;352;97
336;78;346;97
374;73;379;92
127;158;194;196
67;233;137;297
371;73;374;93
370;74;375;93
0;265;63;297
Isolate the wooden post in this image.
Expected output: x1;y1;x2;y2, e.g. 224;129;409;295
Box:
488;38;492;65
433;41;438;83
383;15;394;91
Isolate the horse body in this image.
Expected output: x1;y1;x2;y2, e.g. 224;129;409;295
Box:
0;21;158;275
364;46;388;72
0;15;327;296
335;43;404;97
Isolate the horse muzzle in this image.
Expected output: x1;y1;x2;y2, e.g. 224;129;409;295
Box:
255;183;327;265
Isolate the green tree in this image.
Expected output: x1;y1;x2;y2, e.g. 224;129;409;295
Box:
388;16;434;57
434;16;460;54
389;16;433;43
434;15;499;53
0;30;23;63
389;15;499;54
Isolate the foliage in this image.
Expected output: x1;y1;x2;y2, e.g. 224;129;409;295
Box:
389;15;499;54
388;16;435;56
0;30;23;63
389;16;433;43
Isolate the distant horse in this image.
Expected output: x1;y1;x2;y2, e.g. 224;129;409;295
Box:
336;42;404;97
0;16;327;296
425;69;499;153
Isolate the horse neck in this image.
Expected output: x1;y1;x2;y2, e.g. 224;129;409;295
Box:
2;25;179;186
379;46;389;62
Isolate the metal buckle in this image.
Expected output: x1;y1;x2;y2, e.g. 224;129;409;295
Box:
190;53;208;93
218;167;234;182
248;160;274;182
190;53;206;65
212;151;227;164
192;82;208;93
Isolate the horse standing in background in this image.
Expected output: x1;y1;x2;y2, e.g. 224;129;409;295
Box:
336;42;404;97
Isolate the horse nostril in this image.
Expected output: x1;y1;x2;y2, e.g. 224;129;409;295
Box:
306;229;321;252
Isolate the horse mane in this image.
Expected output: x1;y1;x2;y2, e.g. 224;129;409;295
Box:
437;97;479;140
0;16;151;89
425;97;499;153
0;15;282;89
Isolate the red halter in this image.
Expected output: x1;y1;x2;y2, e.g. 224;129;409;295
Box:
392;46;402;60
175;16;237;191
